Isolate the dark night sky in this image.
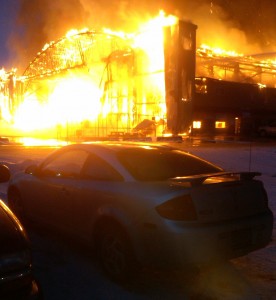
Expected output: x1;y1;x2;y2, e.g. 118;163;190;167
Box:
1;0;276;71
0;0;19;68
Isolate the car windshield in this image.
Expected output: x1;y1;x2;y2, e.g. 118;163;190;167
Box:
117;148;222;181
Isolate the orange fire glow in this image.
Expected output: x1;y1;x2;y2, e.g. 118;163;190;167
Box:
198;44;243;58
9;11;178;139
14;77;103;131
2;11;276;144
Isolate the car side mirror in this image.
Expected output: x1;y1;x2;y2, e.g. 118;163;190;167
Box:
0;164;11;182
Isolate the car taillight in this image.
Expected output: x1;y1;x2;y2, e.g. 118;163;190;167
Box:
156;194;197;221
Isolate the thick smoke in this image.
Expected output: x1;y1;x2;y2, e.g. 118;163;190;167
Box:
7;0;276;72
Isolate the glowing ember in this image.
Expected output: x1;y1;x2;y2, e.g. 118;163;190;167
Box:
198;44;243;57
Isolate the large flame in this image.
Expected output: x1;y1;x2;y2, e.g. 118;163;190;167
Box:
2;11;276;143
14;77;103;131
9;11;178;139
133;11;177;71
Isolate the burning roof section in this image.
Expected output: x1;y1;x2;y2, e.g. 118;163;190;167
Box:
23;30;132;80
197;45;276;86
22;29;276;88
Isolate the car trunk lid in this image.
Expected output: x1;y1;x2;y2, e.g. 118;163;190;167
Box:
170;172;269;222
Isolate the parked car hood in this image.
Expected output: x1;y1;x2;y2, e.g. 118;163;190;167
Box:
0;200;29;255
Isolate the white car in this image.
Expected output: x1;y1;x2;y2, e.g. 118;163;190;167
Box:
258;120;276;136
1;142;273;282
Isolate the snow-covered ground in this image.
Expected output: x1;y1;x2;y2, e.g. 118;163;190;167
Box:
0;140;275;299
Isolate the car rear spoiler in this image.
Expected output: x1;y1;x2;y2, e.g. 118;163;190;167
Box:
170;171;262;186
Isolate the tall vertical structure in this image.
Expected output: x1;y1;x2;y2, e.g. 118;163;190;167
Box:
164;20;197;135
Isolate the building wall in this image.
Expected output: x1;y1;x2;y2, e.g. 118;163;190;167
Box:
192;77;276;136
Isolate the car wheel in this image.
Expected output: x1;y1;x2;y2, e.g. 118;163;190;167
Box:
96;223;137;282
8;189;25;222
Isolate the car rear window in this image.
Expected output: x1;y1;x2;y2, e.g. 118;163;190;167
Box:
117;148;222;181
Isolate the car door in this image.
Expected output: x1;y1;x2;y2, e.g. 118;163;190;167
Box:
71;153;124;239
31;149;89;231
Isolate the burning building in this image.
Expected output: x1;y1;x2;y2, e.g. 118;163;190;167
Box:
193;48;276;136
1;11;276;141
0;15;198;140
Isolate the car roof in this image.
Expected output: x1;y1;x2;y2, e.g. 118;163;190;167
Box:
42;142;222;182
45;142;179;181
62;141;176;153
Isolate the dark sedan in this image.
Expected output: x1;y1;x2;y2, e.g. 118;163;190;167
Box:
0;166;42;299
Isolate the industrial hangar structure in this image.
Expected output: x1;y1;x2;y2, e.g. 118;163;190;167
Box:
1;19;276;139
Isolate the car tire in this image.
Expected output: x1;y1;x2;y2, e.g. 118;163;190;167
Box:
96;222;137;283
8;189;26;223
